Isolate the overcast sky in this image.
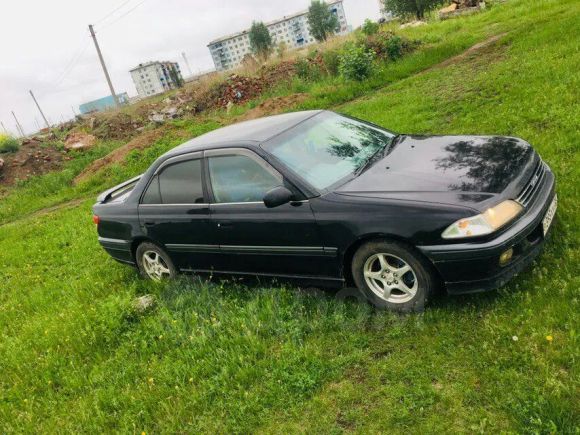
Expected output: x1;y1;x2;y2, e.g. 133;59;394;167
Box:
0;0;380;135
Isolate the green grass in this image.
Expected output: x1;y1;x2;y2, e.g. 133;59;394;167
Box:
0;135;20;154
1;0;579;432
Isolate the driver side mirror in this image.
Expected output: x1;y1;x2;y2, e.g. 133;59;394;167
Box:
263;186;294;208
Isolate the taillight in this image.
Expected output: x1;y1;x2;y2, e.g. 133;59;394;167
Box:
92;215;100;225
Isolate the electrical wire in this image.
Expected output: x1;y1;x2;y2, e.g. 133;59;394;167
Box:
54;38;91;86
94;0;133;24
97;0;149;31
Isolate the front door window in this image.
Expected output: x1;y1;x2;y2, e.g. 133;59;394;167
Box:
207;153;281;203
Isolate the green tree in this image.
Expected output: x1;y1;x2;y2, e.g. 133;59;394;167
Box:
307;0;339;42
249;21;273;61
382;0;444;20
168;65;184;88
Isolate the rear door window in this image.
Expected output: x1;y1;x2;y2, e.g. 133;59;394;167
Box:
142;159;205;204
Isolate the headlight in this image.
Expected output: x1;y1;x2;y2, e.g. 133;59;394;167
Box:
442;200;523;239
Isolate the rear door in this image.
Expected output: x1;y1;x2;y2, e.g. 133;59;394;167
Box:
138;152;219;271
205;148;337;278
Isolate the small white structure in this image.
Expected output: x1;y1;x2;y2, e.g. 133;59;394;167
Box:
130;61;183;98
378;0;394;21
207;0;349;71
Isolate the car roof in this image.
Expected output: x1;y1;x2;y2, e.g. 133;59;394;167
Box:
165;110;324;157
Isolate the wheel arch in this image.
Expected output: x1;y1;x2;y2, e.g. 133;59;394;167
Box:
130;236;165;262
341;233;444;290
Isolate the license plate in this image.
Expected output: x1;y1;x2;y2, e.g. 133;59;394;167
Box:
542;194;557;236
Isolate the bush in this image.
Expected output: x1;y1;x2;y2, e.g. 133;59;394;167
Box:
295;58;322;81
322;50;341;76
362;19;380;36
363;30;417;61
339;44;376;81
0;134;19;153
385;35;404;59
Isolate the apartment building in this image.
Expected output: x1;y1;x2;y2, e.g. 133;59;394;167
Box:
130;61;183;98
207;0;349;71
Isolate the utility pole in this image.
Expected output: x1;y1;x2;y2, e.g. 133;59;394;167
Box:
29;90;50;129
181;52;193;77
89;24;120;107
11;111;25;137
0;121;7;134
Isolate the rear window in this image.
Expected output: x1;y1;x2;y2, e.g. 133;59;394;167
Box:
142;159;204;204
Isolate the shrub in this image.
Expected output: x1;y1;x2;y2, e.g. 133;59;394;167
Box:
363;30;417;61
385;35;404;59
322;50;341;76
0;134;19;153
362;19;380;36
295;58;322;81
339;44;376;81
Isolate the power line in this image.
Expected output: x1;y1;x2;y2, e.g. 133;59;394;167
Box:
97;0;149;31
54;37;91;86
94;0;133;24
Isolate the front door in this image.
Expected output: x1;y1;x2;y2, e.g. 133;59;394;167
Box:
138;152;219;271
205;148;337;278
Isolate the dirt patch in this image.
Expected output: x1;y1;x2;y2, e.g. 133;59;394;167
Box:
73;129;166;185
0;140;69;185
428;33;508;71
236;93;309;122
0;197;87;228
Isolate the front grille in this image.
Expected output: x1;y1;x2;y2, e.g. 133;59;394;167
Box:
516;158;546;207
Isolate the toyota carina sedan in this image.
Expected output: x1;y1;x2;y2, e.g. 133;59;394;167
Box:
93;110;557;312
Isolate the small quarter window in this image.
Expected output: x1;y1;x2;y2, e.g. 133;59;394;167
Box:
142;175;161;204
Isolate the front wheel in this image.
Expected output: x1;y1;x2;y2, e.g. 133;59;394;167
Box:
351;240;435;312
136;242;177;281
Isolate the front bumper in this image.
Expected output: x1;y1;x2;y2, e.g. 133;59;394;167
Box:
418;170;556;295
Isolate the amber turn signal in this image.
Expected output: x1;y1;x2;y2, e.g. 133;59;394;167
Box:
499;248;514;266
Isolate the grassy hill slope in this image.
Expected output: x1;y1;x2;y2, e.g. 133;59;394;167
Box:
0;0;578;432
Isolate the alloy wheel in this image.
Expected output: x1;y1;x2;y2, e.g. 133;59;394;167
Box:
363;253;418;303
142;250;171;281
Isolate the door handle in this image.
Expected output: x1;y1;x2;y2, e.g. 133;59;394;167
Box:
217;221;233;229
143;221;155;227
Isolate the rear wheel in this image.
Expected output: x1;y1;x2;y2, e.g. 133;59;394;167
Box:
136;242;177;281
351;239;435;312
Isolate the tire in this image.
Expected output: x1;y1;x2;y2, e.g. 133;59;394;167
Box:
136;242;177;281
351;239;435;312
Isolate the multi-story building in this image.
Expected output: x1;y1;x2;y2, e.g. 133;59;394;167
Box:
207;0;349;71
130;61;183;98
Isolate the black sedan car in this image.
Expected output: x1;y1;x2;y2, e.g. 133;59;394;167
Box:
93;110;557;311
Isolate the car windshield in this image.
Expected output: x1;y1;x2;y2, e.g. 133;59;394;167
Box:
262;112;396;190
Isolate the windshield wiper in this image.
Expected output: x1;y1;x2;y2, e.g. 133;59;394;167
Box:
354;135;399;176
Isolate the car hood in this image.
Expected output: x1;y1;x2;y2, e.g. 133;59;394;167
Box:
336;135;537;211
